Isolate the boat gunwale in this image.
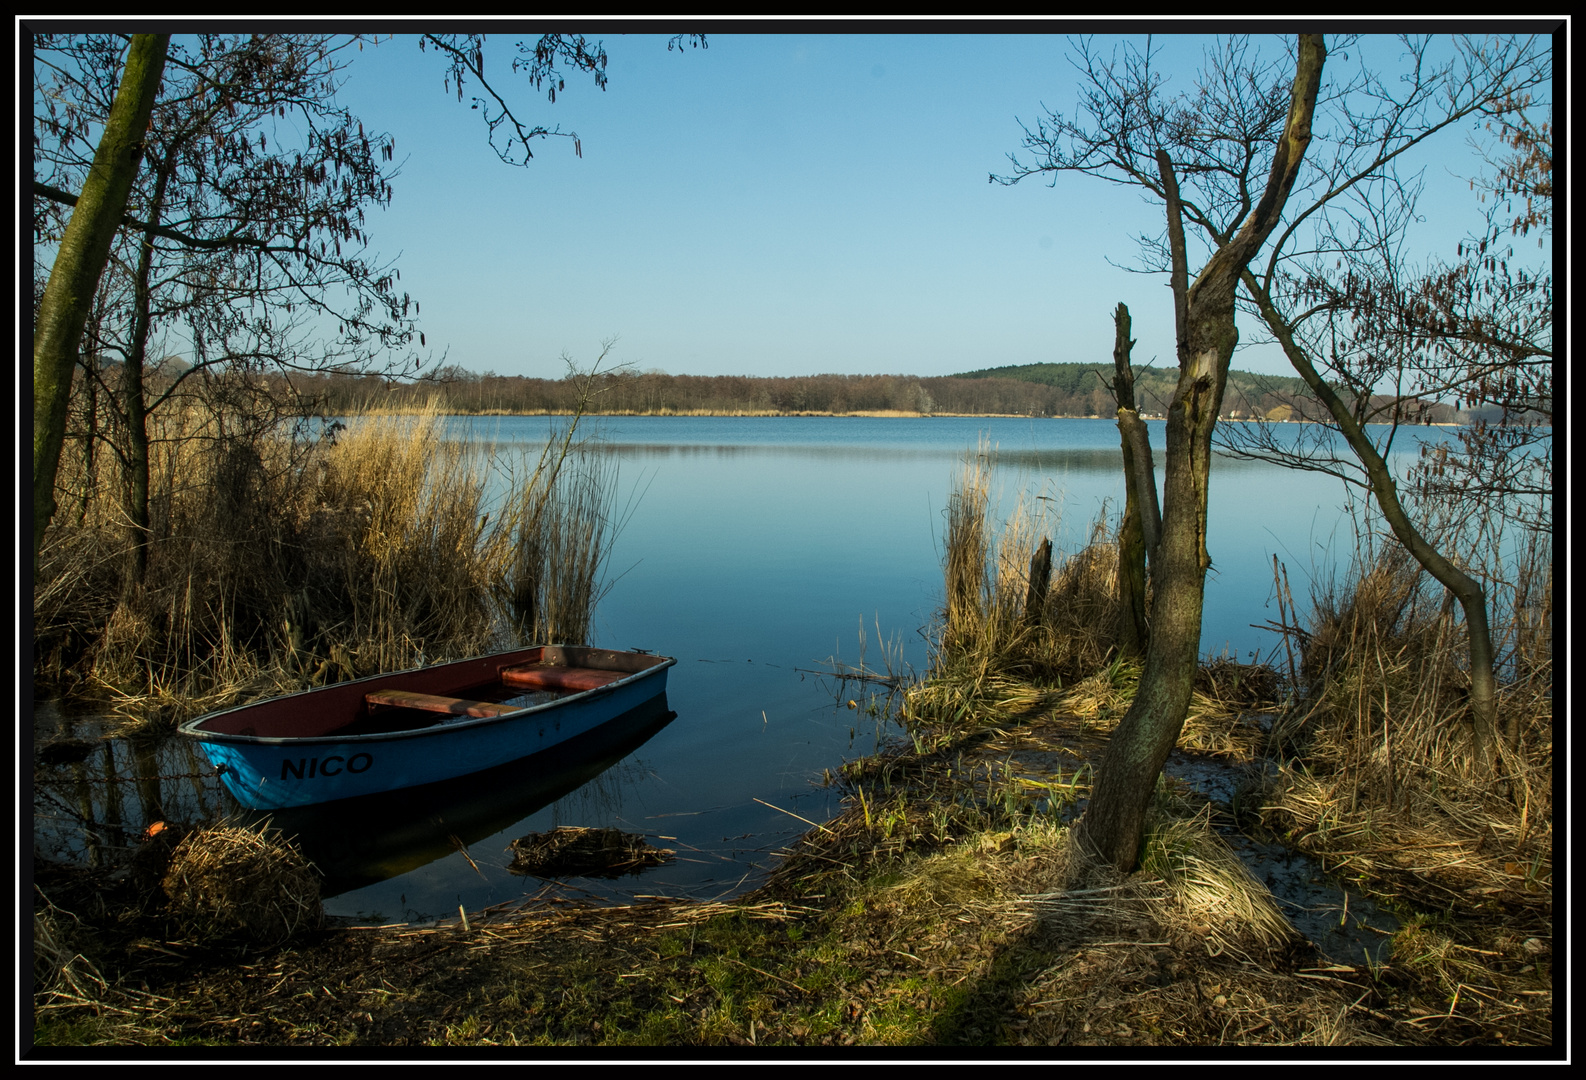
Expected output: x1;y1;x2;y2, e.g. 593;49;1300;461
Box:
177;650;676;747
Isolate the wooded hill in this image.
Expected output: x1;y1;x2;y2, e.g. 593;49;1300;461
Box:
282;362;1459;422
953;362;1317;418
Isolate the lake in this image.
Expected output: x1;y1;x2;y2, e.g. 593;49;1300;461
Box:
34;415;1460;925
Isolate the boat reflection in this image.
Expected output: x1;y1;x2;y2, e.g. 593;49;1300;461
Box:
254;693;676;898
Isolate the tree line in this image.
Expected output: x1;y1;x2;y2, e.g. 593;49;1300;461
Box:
276;361;1461;422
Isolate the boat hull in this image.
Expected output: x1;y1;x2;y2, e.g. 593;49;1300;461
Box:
179;646;674;810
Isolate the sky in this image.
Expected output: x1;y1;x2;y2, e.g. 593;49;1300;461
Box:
26;22;1558;384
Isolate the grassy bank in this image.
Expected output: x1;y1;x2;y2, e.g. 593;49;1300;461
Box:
31;665;1550;1049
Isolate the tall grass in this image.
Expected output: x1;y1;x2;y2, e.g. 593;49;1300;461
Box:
1278;495;1552;800
34;397;617;723
505;444;618;648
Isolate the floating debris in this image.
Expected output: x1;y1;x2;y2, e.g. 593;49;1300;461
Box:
508;826;675;878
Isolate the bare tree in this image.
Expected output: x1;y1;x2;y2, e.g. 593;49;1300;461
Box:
995;34;1327;870
1206;33;1551;770
32;31;705;590
999;33;1548;801
418;32;706;166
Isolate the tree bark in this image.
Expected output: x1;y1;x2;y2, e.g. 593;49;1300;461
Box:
32;34;169;580
1076;35;1326;871
1025;538;1053;628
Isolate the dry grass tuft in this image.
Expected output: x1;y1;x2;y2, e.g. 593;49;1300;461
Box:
911;446;1134;741
1140;807;1296;960
1246;506;1554;1045
1257;520;1552;924
916;446;1284;756
161;821;321;946
504;444;617;647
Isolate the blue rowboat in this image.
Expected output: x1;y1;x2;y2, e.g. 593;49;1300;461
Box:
178;645;675;810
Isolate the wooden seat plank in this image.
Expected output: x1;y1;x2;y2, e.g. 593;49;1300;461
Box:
500;664;624;693
365;689;517;718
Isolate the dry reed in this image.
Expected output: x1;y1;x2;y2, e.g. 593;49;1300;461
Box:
1139;806;1296;960
912;444;1130;737
35;389;617;724
1253;493;1552;1044
32;891;109;1008
911;446;1278;759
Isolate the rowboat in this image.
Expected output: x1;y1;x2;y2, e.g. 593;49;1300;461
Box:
178;645;675;810
256;694;677;896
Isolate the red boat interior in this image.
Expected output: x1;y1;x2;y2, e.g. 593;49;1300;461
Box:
191;647;665;740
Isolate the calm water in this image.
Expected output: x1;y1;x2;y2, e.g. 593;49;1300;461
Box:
35;415;1464;925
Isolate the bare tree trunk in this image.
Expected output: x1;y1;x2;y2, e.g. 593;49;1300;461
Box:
77;299;107;527
1077;36;1326;871
1111;302;1157;656
1024;538;1053;627
119;145;177;595
32;34;169;579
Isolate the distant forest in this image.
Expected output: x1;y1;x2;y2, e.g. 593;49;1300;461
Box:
282;362;1461;423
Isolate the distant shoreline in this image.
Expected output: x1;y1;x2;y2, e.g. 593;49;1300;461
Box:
345;407;1474;427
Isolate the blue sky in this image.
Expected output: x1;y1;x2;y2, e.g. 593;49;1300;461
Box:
333;32;1212;380
335;32;1168;380
32;24;1554;383
324;27;1551;383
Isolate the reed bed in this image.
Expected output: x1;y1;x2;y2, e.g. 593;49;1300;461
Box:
908;445;1279;759
913;446;1119;738
34;395;616;726
1259;517;1553;871
883;445;1551;1045
937;445;1123;685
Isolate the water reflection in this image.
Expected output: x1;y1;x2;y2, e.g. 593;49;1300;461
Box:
34;700;234;869
562;441;1134;473
37;416;1514;927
